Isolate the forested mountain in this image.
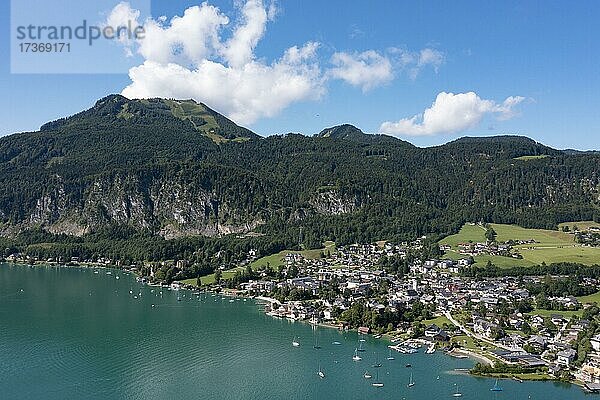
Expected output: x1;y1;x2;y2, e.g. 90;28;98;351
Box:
0;94;599;263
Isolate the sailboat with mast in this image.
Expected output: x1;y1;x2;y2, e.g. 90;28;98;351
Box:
386;348;395;361
371;370;384;387
317;363;325;379
292;337;300;347
452;383;463;397
357;340;365;352
313;331;321;349
407;372;415;387
352;348;362;361
372;352;382;368
363;370;372;379
490;378;502;392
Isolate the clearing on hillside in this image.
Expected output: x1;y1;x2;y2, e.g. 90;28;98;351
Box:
441;222;600;267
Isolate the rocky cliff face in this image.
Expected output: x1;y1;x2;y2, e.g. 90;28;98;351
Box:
14;173;268;239
309;189;362;215
12;175;363;238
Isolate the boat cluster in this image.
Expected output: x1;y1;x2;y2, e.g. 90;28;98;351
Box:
290;333;505;396
292;334;420;389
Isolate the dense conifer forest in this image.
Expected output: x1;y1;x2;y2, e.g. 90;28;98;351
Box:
1;95;599;272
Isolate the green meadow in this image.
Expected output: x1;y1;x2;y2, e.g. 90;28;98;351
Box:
440;222;600;267
513;155;550;161
181;241;336;286
577;291;600;305
526;309;583;318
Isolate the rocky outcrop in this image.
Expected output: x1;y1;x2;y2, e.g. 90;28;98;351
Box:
309;189;362;215
14;173;265;239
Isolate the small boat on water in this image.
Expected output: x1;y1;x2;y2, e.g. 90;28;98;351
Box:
352;348;362;361
371;370;384;387
372;353;382;368
407;372;415;388
448;351;468;359
332;341;341;345
405;364;412;368
357;341;365;352
363;371;372;379
317;364;325;379
386;349;395;361
490;378;502;392
313;334;321;349
373;334;382;339
453;384;463;397
292;337;300;347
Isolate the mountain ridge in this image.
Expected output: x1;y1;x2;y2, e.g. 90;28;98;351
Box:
40;94;259;143
0;95;599;252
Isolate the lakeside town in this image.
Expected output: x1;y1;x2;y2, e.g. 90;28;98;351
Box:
197;224;600;393
5;223;600;393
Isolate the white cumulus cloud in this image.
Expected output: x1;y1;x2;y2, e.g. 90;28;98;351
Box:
116;0;324;125
220;0;269;68
104;1;142;56
123;44;323;124
109;1;449;126
327;50;393;92
138;4;227;66
379;91;525;136
389;47;445;80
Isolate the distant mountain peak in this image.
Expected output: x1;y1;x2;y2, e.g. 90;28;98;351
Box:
316;124;365;139
41;95;258;143
315;124;413;147
439;134;560;159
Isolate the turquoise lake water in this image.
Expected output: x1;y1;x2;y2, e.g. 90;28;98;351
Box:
0;263;592;399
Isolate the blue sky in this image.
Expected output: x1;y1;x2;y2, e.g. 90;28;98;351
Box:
1;0;599;149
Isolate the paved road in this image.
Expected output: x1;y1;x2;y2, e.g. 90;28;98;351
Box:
444;311;514;351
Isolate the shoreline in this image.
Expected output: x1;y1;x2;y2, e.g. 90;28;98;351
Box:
450;348;494;366
1;262;583;391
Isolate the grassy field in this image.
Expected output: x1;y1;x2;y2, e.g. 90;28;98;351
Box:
451;335;480;350
180;241;337;287
422;315;452;327
248;241;337;270
440;224;486;247
558;221;600;231
527;309;583;318
493;223;600;265
577;291;600;305
491;223;572;245
477;372;550;381
513;155;550;161
441;222;600;267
